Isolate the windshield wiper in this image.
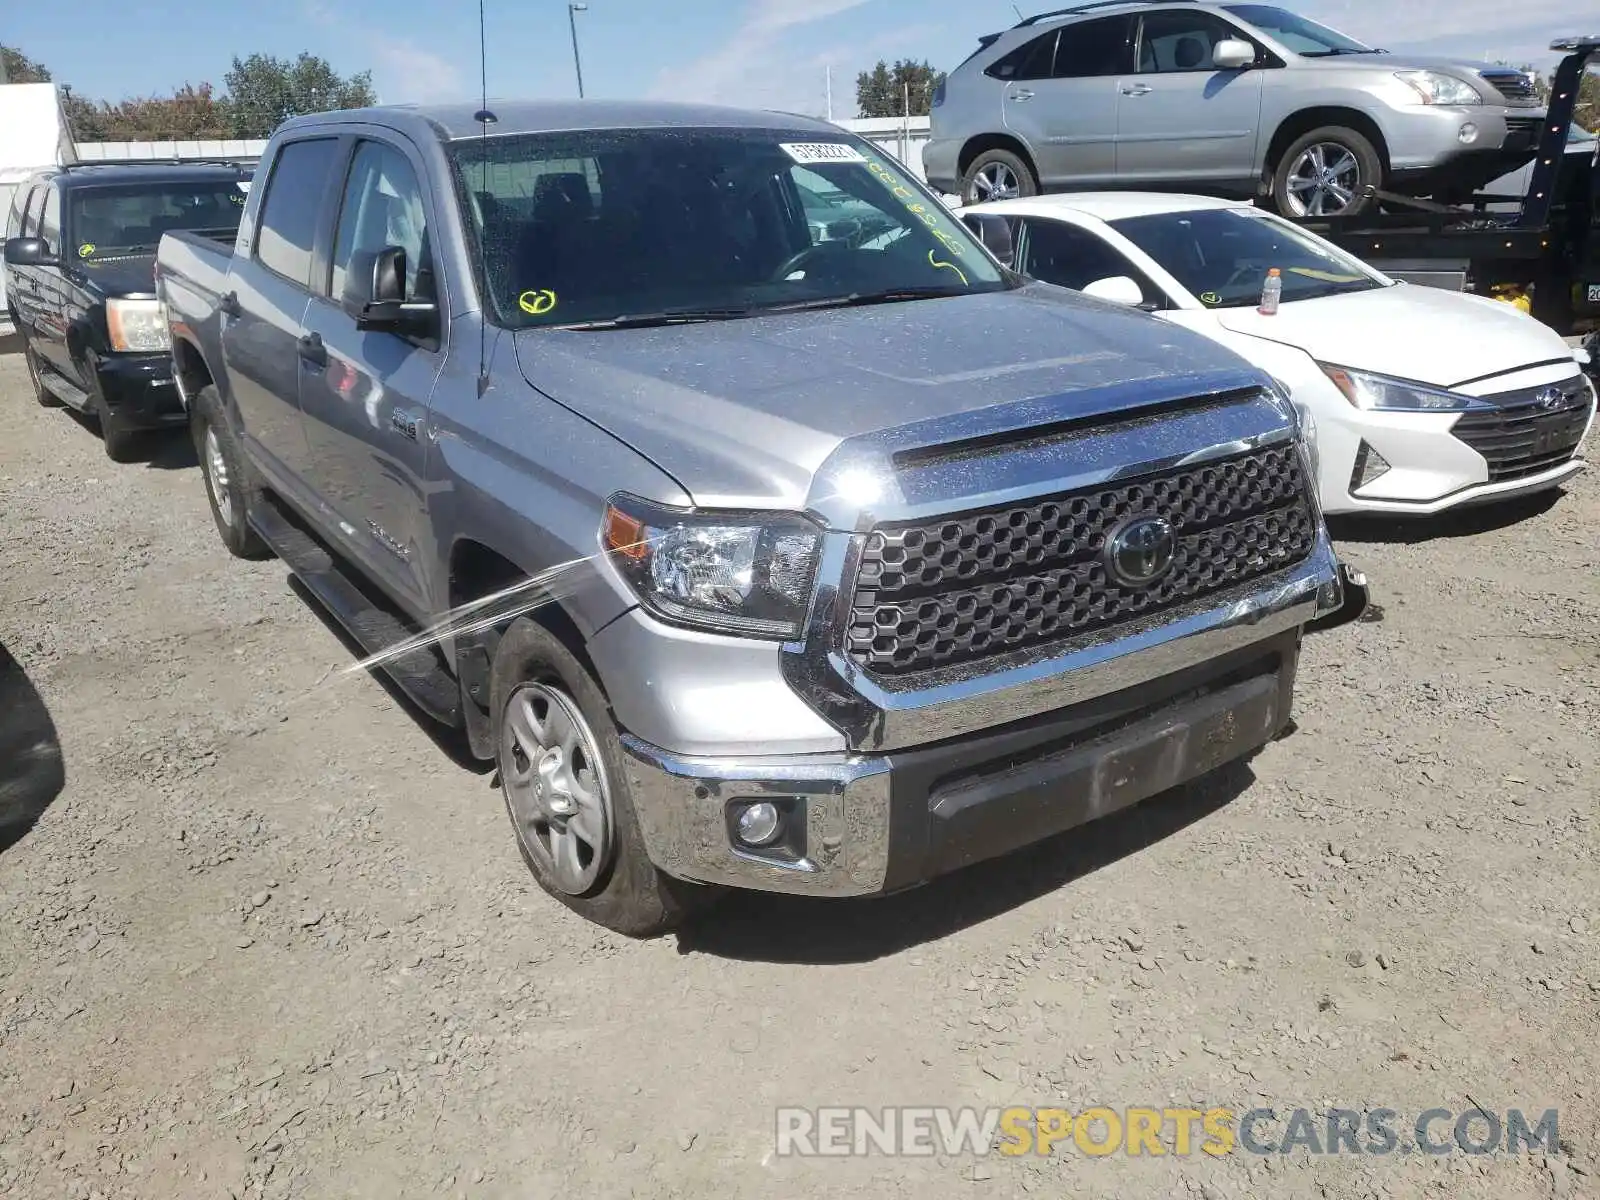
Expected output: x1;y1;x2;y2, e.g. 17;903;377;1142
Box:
557;307;758;330
1300;47;1374;56
766;286;973;313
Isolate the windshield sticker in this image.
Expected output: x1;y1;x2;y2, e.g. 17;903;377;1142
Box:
1200;291;1221;306
863;157;973;267
780;142;867;165
78;243;96;259
928;250;969;286
519;289;558;316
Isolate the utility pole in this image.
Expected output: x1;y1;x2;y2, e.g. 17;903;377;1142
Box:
568;2;589;99
826;65;833;122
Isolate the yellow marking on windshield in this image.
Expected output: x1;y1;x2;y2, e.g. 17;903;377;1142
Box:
928;250;968;286
1285;267;1363;283
863;156;973;269
78;243;96;259
518;289;558;316
1200;291;1221;306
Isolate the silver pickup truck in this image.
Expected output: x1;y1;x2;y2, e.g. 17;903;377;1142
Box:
155;101;1360;935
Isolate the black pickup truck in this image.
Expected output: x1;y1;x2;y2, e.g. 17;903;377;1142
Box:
3;160;254;460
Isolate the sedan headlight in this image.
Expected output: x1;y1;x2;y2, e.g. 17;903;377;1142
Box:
1319;364;1490;412
106;297;171;353
602;495;823;639
1396;70;1482;106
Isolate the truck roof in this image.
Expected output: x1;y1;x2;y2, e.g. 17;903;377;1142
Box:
277;99;845;144
29;162;254;191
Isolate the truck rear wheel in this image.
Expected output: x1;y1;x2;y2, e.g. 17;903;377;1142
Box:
191;385;270;559
1272;126;1381;218
489;617;707;937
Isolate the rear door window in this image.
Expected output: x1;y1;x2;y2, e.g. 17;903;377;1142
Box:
1053;15;1135;78
254;138;341;288
986;31;1059;81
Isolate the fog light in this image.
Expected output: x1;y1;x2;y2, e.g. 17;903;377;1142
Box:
735;801;782;847
1350;441;1392;491
1458;121;1479;144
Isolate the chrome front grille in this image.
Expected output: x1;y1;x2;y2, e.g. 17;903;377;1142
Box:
846;443;1317;676
1483;71;1537;101
1452;374;1594;482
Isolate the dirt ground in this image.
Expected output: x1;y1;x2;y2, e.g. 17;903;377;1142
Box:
0;341;1596;1200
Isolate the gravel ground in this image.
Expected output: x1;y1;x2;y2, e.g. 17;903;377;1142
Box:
0;342;1596;1200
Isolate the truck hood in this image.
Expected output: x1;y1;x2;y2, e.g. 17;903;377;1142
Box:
1211;282;1574;390
75;254;159;298
514;284;1264;509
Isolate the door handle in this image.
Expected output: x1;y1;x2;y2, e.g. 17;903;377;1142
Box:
1120;83;1153;96
219;291;242;318
1008;88;1035;101
390;408;424;442
296;331;327;367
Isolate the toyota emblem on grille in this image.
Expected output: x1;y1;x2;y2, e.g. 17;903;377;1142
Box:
1535;386;1564;411
1105;516;1176;588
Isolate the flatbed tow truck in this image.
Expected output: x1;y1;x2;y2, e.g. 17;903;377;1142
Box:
1294;36;1600;348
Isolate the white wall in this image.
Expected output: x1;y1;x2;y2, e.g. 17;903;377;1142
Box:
835;115;931;182
74;139;267;163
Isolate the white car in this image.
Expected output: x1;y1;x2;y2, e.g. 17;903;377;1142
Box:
959;193;1595;516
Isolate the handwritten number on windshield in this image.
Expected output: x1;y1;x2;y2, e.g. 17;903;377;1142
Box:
865;158;972;269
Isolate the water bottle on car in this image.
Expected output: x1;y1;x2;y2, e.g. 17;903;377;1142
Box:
1259;268;1282;315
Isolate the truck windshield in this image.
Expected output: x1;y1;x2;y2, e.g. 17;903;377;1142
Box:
1109;208;1385;309
69;182;248;259
451;128;1011;329
1221;5;1373;55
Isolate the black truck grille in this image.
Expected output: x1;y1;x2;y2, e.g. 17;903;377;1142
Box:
846;444;1317;677
1451;375;1594;482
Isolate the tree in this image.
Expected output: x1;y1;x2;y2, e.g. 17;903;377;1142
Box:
1;44;53;84
855;58;944;118
224;52;376;138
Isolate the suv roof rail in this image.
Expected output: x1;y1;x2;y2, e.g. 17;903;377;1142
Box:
60;157;256;172
1013;0;1167;27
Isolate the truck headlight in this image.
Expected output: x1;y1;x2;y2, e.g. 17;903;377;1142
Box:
106;298;171;353
602;495;823;639
1319;363;1489;412
1396;70;1482;106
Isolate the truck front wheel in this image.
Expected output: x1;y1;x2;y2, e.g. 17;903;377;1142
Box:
489;617;707;937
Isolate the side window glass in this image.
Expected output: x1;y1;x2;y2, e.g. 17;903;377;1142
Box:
986;31;1059;81
38;188;61;255
23;187;46;237
1053;15;1135;78
1019;217;1161;303
254;138;340;287
1137;12;1246;73
330;141;430;306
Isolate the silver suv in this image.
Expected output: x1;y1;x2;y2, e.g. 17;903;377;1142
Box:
927;1;1545;216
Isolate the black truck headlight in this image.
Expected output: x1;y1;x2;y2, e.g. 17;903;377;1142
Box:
106;298;171;353
602;495;822;639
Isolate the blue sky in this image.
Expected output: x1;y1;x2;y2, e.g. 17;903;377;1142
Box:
7;0;1596;117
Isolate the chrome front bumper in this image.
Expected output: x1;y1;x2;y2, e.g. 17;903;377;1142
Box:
621;541;1348;897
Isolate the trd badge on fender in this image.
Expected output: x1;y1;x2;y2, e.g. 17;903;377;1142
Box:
1105;515;1176;589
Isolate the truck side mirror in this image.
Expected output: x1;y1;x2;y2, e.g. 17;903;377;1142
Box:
963;214;1015;269
351;244;438;336
4;237;57;268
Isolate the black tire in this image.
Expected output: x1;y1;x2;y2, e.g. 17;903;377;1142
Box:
191;385;270;559
1271;126;1382;218
489;617;708;937
20;339;61;408
961;148;1039;206
97;405;142;463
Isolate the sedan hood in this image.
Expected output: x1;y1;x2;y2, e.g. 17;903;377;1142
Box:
515;284;1264;508
1212;283;1574;390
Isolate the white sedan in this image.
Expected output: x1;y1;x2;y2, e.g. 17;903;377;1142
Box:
958;193;1595;517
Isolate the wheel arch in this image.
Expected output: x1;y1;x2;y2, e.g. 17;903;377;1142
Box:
958;134;1041;184
1265;107;1391;178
